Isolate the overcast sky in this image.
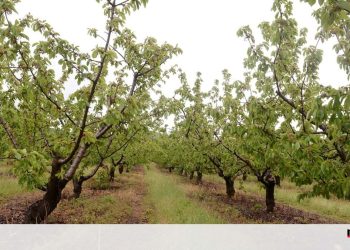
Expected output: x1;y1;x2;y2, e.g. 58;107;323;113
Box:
16;0;348;97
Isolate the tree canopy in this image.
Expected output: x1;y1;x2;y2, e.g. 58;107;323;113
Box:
0;0;349;222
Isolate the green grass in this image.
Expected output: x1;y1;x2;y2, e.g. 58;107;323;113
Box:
70;194;131;223
0;163;31;204
206;174;350;222
0;178;28;201
0;161;13;175
144;165;224;224
242;179;350;222
48;194;132;223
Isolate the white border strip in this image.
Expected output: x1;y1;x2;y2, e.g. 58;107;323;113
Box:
0;225;349;250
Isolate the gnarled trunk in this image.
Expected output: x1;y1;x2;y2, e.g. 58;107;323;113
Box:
265;181;275;212
25;158;67;223
275;175;281;187
73;178;83;199
196;171;202;185
242;172;247;181
73;161;103;198
223;176;235;198
118;165;124;174
109;166;116;182
258;171;276;213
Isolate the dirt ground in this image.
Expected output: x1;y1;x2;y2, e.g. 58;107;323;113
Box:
0;166;344;224
0;192;42;224
171;172;343;224
0;166;148;224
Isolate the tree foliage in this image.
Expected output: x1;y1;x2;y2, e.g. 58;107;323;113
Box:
0;0;180;222
0;0;349;222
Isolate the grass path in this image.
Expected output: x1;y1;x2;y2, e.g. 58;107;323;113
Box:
144;165;224;223
1;162;348;224
150;167;344;224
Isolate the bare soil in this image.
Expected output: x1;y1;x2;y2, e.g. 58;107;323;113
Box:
0;192;41;224
122;166;149;224
0;166;149;224
1;166;343;224
161;170;342;224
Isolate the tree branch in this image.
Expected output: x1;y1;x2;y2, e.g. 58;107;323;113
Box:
0;116;18;149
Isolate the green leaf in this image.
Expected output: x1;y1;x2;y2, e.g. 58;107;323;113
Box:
336;1;350;13
307;0;317;6
14;150;21;160
345;95;350;109
92;50;98;59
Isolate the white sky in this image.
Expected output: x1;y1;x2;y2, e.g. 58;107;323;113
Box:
16;0;348;97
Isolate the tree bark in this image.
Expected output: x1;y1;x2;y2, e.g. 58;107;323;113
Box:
196;171;202;185
275;175;281;187
242;172;247;181
180;168;184;176
189;171;194;180
258;171;276;213
25;158;67;223
109;165;116;182
118;165;124;174
265;181;275;212
112;155;124;177
223;176;235;198
73;178;83;199
72;161;103;198
0;116;18;148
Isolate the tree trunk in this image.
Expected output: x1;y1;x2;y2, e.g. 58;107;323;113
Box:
168;167;172;173
109;166;116;182
189;171;194;180
25;158;67;223
265;181;275;212
179;168;184;176
275;175;281;187
126;168;129;173
242;172;247;181
73;178;83;199
196;171;202;185
74;161;103;198
118;165;124;174
223;176;235;198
